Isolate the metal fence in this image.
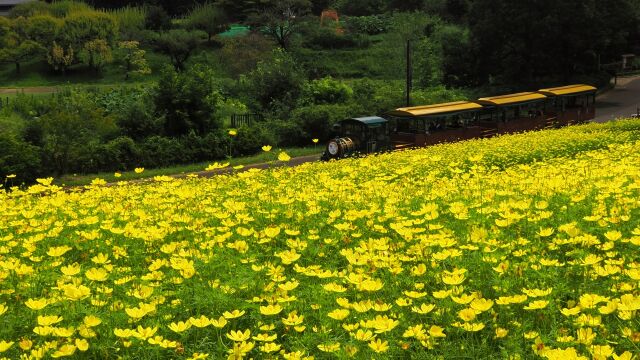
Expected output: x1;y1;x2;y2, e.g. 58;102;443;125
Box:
231;113;264;128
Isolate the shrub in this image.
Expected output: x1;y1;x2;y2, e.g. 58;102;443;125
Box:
345;15;390;35
300;76;354;105
302;25;370;50
145;5;171;31
244;49;306;114
0;133;41;183
264;120;307;147
291;103;353;142
155;64;224;137
110;6;146;40
232;125;277;156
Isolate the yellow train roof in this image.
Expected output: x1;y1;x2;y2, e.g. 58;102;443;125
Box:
475;92;547;106
388;101;483;117
537;84;597;96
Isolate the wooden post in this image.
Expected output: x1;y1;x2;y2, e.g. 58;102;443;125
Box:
406;40;412;107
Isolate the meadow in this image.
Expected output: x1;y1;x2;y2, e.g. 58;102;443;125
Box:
1;120;640;359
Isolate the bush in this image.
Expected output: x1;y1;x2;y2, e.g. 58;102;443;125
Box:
232;125;277;156
244;49;306;114
345;15;390;35
300;77;354;105
145;5;171;31
302;25;370;50
139;136;185;168
0;133;41;183
155;64;224;137
291;104;354;142
264;120;307;147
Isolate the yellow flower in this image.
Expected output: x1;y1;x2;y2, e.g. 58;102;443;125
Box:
134;167;144;174
495;328;509;338
226;329;251;342
205;162;229;171
470;298;494;312
576;327;596;345
0;304;7;316
252;333;277;342
352;329;375;341
523;300;549;310
458;308;477;322
368;339;389;353
317;343;340;352
75;339;89;351
85;267;109;282
114;172;122;178
327;308;350;320
169;320;192;333
278;152;291;162
37;315;63;326
228;129;237;136
5;174;16;179
210;316;228;328
83;316;102;327
312;138;319;144
260;304;283;316
282;311;304;326
262;145;272;152
260;342;281;353
223;309;245;319
189;315;211;328
429;325;446;338
25;298;48;311
0;341;13;352
51;344;76;358
36;177;54;186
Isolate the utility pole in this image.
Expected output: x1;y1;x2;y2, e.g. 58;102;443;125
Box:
406;39;412;107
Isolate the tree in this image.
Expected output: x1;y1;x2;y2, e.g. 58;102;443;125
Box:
117;41;151;80
47;42;74;73
186;2;229;42
38;91;117;175
57;10;118;69
469;0;637;87
154;65;224;136
145;5;171;31
245;48;306;113
81;39;113;71
0;18;42;74
24;14;62;45
152;29;204;71
248;0;311;50
220;33;274;78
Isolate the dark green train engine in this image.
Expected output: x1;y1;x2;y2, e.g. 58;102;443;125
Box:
321;117;392;161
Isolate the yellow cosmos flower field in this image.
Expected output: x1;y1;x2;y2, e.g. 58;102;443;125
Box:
1;120;640;359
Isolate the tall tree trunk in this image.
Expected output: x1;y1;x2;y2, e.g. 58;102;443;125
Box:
15;62;20;74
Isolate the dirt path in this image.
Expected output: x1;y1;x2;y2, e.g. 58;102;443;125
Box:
0;87;58;94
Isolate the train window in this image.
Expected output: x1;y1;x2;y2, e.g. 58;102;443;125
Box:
397;118;416;133
479;109;494;122
504;107;516;121
416;119;426;133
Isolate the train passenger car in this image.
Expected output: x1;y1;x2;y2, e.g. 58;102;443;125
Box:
385;101;485;147
537;84;597;125
474;92;552;136
322;116;392;160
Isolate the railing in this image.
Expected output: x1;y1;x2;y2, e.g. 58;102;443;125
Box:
231;113;264;128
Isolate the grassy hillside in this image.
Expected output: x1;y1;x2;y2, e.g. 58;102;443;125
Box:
1;119;640;359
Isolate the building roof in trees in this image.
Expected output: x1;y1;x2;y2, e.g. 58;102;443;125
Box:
0;0;34;16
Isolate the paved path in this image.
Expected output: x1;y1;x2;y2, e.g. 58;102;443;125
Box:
594;76;640;123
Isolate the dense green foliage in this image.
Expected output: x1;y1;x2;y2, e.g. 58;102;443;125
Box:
1;0;639;182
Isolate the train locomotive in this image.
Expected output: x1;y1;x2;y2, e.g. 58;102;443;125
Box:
322;84;597;160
